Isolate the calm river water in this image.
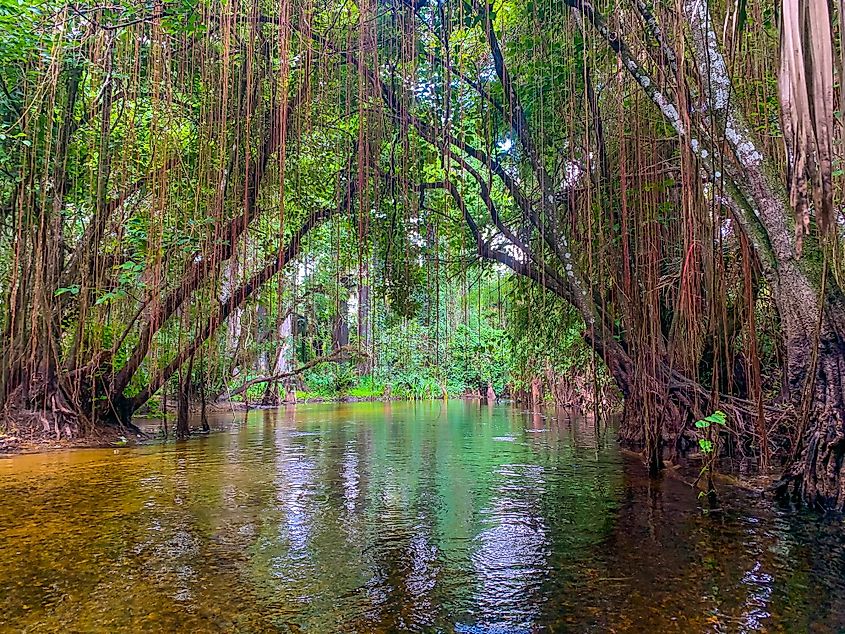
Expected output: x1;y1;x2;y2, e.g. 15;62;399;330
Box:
1;401;844;632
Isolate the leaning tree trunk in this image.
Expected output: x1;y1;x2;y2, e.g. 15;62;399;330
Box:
126;197;347;418
669;0;845;509
578;0;845;507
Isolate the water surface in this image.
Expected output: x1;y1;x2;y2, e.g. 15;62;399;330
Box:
1;401;843;632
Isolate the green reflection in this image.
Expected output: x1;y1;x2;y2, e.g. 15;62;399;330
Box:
0;402;842;632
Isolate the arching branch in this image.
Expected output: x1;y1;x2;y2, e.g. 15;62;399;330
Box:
111;81;308;395
129;186;349;412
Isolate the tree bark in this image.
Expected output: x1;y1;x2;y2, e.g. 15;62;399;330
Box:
176;355;192;439
261;312;293;405
357;260;371;374
775;270;845;509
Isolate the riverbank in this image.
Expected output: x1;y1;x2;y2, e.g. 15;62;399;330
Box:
200;393;415;411
0;392;610;457
1;400;773;514
0;419;139;455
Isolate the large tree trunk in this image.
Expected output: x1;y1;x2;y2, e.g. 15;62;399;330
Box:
579;0;845;508
679;0;845;509
1;73;68;410
774;263;845;509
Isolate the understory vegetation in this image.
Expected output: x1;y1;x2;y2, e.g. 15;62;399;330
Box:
1;0;844;510
204;272;601;404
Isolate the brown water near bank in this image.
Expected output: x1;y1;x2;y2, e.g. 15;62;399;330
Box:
0;401;843;632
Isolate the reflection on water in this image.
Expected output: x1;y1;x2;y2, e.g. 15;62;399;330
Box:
0;401;844;632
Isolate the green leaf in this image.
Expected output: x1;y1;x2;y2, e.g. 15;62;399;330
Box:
94;289;126;306
705;410;727;425
695;410;727;428
698;439;713;453
54;285;80;296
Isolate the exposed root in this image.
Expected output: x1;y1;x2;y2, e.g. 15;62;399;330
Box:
0;408;143;453
775;408;845;511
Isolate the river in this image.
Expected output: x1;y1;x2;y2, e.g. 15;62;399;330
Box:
1;401;843;632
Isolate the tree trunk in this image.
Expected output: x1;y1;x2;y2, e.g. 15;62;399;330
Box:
530;376;542;410
333;290;350;351
176;356;192;439
775;264;845;510
486;382;496;403
199;368;210;433
357;261;371;374
261;312;293;405
585;0;845;506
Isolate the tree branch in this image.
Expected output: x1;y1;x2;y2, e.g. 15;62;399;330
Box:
220;344;365;401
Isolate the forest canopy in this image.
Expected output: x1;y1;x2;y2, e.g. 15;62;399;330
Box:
0;0;844;509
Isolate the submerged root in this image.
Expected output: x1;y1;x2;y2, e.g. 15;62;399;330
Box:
617;369;792;477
